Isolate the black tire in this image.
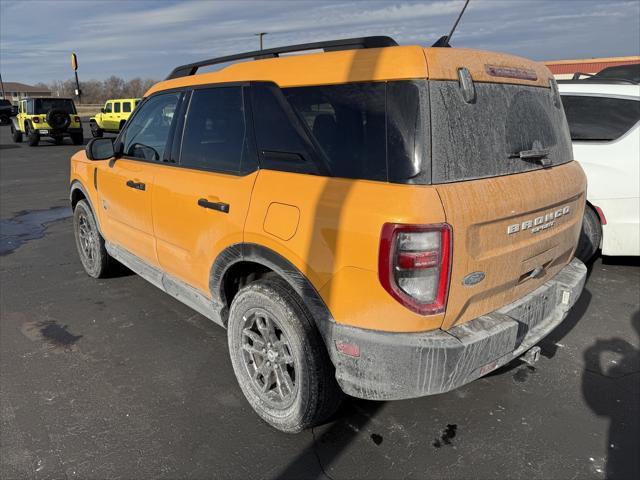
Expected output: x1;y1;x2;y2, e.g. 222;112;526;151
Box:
228;277;342;433
71;132;84;146
90;122;103;138
46;109;71;130
11;124;22;143
576;206;602;263
26;123;39;147
73;200;112;278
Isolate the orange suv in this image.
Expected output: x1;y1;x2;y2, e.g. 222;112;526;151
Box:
70;36;587;432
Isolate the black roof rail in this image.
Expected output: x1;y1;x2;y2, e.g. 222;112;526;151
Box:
165;36;399;80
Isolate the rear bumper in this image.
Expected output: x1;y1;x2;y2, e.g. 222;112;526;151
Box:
325;257;587;400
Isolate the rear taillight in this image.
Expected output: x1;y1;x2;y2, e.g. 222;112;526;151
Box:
378;223;452;315
74;116;81;123
33;117;40;123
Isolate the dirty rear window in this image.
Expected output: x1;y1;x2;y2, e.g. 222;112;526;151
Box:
429;81;573;183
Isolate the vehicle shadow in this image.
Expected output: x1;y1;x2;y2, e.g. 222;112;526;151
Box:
0;144;20;150
276;398;384;480
581;310;640;479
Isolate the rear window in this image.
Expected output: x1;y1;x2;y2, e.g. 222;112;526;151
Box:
561;95;640;141
34;98;76;114
429;81;573;183
0;99;11;107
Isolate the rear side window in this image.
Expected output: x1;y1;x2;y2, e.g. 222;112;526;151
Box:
283;83;387;181
561;95;640;141
123;102;131;113
114;102;121;113
251;80;430;182
180;87;248;174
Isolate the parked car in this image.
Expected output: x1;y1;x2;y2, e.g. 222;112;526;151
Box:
558;81;640;259
70;36;587;432
11;97;83;146
90;98;140;137
571;63;640;84
0;99;18;125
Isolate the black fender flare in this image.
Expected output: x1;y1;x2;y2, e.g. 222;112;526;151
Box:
209;243;336;334
69;180;103;235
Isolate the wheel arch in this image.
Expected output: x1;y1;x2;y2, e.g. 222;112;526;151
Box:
210;243;335;334
69;180;103;235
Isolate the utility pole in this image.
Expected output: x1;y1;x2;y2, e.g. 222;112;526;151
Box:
0;72;5;99
255;32;268;50
71;52;82;104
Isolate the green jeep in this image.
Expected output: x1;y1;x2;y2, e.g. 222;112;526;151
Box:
11;97;83;146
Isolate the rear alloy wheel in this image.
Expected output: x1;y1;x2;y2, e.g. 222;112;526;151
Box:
575;206;602;263
228;278;342;433
73;200;112;278
11;124;22;143
26;123;39;146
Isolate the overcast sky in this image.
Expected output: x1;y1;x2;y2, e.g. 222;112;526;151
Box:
1;0;639;84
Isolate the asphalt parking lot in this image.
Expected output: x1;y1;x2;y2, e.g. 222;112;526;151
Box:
0;124;638;480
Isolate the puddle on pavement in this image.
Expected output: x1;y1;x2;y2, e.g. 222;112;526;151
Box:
21;320;82;352
0;206;72;255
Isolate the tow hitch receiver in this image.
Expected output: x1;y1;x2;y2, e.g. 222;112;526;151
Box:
521;346;541;365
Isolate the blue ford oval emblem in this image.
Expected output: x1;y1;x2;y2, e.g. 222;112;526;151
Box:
463;271;485;286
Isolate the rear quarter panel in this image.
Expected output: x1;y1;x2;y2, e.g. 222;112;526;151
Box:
244;170;448;332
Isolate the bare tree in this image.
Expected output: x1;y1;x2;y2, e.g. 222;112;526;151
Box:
44;76;159;104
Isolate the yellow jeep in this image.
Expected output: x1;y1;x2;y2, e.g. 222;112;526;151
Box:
70;36;587;432
89;98;140;137
11;97;83;146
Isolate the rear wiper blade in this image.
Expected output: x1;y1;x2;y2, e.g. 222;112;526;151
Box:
509;140;551;167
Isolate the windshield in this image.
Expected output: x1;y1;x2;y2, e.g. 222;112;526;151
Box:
34;98;76;114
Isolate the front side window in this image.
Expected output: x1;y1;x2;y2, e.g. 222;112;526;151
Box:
180;87;247;173
121;92;181;161
104;102;112;113
123;102;131;113
561;95;640;141
114;102;121;113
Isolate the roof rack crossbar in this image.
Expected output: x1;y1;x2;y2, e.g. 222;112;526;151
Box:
165;36;398;80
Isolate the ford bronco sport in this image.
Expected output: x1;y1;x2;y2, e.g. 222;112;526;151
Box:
69;36;587;432
12;97;83;146
90;98;140;137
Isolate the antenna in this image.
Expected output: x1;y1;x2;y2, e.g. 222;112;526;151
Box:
432;0;471;47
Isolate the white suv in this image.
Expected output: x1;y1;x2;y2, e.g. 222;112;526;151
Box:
559;80;640;259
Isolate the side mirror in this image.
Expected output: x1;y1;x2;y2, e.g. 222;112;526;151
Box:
86;137;115;160
100;108;105;113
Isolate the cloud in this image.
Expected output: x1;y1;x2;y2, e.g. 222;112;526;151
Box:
1;0;638;84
